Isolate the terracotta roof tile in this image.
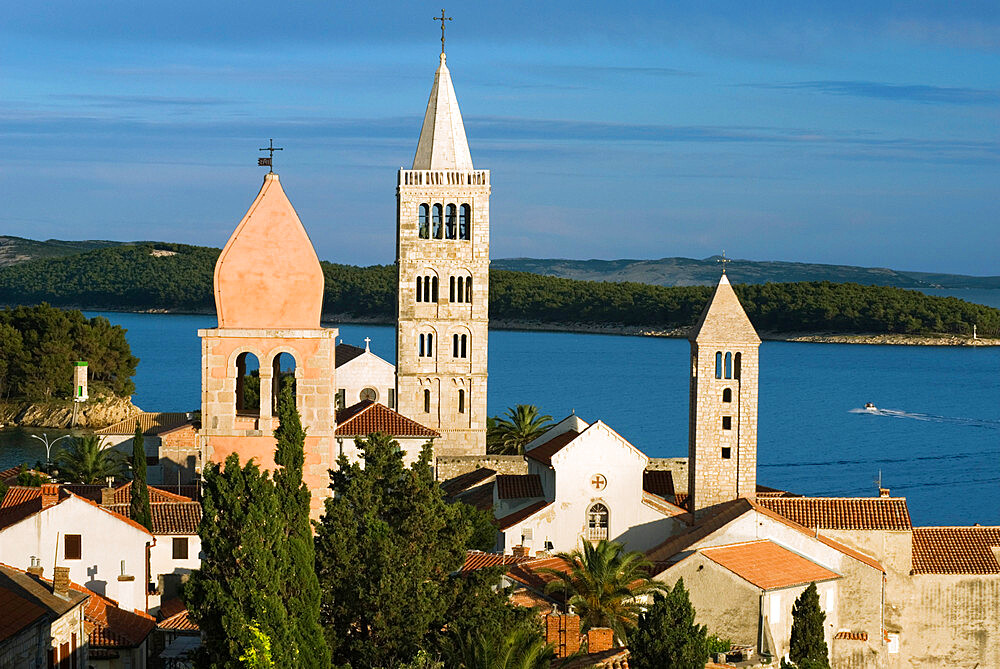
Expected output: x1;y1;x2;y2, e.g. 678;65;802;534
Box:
0;564;89;643
496;500;551;531
505;556;571;592
561;648;630;669
912;527;1000;574
335;343;367;368
0;486;45;529
524;430;578;466
460;551;537;572
700;540;840;590
646;499;753;573
104;502;201;535
335;400;439;438
834;631;868;641
756;496;912;531
454;482;495;513
65;482;194;505
643;470;675;498
0;586;46;642
0;467;23;485
85;591;155;649
641;491;687;517
158;597;187;620
158;608;199;632
496;474;544;500
96;412;192;436
441;468;496;497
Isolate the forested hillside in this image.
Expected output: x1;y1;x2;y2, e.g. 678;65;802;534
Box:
0;243;997;336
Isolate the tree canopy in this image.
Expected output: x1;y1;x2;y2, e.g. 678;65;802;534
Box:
782;583;830;669
487;405;553;455
129;421;152;532
54;434;126;484
630;579;710;669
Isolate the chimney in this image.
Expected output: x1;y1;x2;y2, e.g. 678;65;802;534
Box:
41;484;59;509
117;560;136;613
27;556;43;577
101;487;117;506
586;627;615;653
511;545;529;558
52;566;70;599
546;613;581;658
879;488;890;498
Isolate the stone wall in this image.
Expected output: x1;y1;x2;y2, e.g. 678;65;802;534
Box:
436;454;528;481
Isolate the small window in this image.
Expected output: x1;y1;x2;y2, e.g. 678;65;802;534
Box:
721;447;732;459
461;334;468;358
423;389;431;413
722;416;732;430
336;389;345;410
145;455;159;466
725;352;732;379
415;277;423;303
715;352;722;379
65;534;81;560
452;334;459;358
172;537;188;560
419;334;425;357
360;387;377;402
458;388;465;413
465;276;472;303
445;204;457;239
449;276;456;302
456;276;464;303
734;352;742;380
388;389;395;409
722;388;732;403
431;276;439;302
418;204;430;239
432;204;443;238
587;503;609;541
459;204;471;239
423;275;431;302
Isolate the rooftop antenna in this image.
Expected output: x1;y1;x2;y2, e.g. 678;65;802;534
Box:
874;469;883;491
258;139;283;173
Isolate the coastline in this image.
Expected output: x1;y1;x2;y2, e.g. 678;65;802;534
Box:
19;305;998;347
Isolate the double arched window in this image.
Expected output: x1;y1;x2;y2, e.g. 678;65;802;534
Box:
452;333;468;358
432;204;443;239
714;351;742;380
587;503;609;541
418;204;430;239
459;204;471;240
417;203;472;241
418;333;435;358
449;275;473;303
415;275;439;303
445;204;457;239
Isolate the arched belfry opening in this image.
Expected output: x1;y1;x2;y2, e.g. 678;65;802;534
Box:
271;352;297;414
235;352;261;415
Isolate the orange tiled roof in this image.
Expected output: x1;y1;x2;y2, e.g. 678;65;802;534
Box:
700;540;840;590
335;400;439;438
67;482;194;505
641;491;687;518
561;648;630;669
524;430;578;466
756;496;912;531
0;486;47;529
85;591;155;649
441;468;496;497
496;500;551;530
912;526;1000;574
496;474;544;500
834;631;868;641
95;412;192;436
461;551;538;572
0;467;24;485
0;564;89;643
506;556;571;592
104;502;201;535
643;470;675;498
158;608;199;632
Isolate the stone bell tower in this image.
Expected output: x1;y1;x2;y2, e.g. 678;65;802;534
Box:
199;171;337;516
688;273;761;518
395;50;490;457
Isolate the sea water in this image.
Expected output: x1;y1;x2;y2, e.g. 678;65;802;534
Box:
1;309;997;527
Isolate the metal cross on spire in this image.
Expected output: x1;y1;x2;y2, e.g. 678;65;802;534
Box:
434;9;452;55
717;250;732;274
258;138;283;173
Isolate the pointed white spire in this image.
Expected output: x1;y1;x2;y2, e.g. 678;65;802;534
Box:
690;274;761;344
412;53;474;170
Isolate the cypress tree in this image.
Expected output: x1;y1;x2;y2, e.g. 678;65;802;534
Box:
782;582;830;669
630;578;709;669
184;454;293;668
129;420;153;531
272;383;330;669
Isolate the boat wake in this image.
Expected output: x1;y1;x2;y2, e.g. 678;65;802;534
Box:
850;407;1000;430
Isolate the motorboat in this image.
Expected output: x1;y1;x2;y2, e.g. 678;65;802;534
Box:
864;403;877;412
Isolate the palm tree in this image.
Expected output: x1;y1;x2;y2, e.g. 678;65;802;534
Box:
487;405;553;455
443;624;555;669
55;434;126;484
542;540;665;645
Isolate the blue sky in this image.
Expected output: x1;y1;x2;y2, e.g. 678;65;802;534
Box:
2;1;998;274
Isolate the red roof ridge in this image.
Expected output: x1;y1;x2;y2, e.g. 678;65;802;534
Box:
496;500;551;530
335;400;440;438
64;492;154;537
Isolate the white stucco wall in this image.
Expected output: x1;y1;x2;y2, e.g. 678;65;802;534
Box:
147;533;202;612
336;350;396;409
0;496;150;610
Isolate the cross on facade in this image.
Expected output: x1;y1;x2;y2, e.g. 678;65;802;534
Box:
434;9;452;55
364;336;371;350
258;138;283;173
591;474;607;490
717;250;732;274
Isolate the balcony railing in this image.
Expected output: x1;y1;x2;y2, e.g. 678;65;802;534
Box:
399;169;490;187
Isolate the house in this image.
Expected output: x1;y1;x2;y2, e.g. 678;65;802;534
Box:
334;399;440;466
95;412;199;486
334;341;397;411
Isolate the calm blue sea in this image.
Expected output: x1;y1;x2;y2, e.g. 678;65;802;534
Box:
2;290;998;527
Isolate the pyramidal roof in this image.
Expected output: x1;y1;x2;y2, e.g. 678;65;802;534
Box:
412;53;474;170
690;274;760;344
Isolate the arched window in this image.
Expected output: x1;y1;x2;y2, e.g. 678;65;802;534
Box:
271;352;296;415
734;352;742;380
423;275;431;302
724;352;732;379
432;204;443;239
458;388;465;414
416;276;423;303
431;276;439;302
449;276;456;302
587;503;609;541
452;334;459;358
445;204;457;239
465;276;472;303
461;334;468;358
235;352;260;414
418;204;430;239
456;276;464;303
459;204;471;240
419;333;433;358
419;334;425;357
423;389;431;413
722;388;732;403
715;352;723;379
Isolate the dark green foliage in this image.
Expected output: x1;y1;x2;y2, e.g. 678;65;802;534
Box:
442;621;555;669
272;384;331;669
184;454;293;669
16;464;46;487
1;243;996;336
630;579;709;669
129;421;153;531
706;634;732;654
781;583;830;669
0;303;137;400
314;433;515;668
54;434;126;484
487;405;553;455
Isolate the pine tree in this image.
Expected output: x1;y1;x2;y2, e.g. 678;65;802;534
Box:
782;583;830;669
184;454;293;669
272;384;330;669
629;579;709;669
129;420;153;532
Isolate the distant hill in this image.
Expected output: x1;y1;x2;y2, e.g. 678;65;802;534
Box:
0;236;124;267
492;256;1000;290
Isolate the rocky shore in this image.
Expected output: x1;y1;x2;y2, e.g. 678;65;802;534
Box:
0;395;141;430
